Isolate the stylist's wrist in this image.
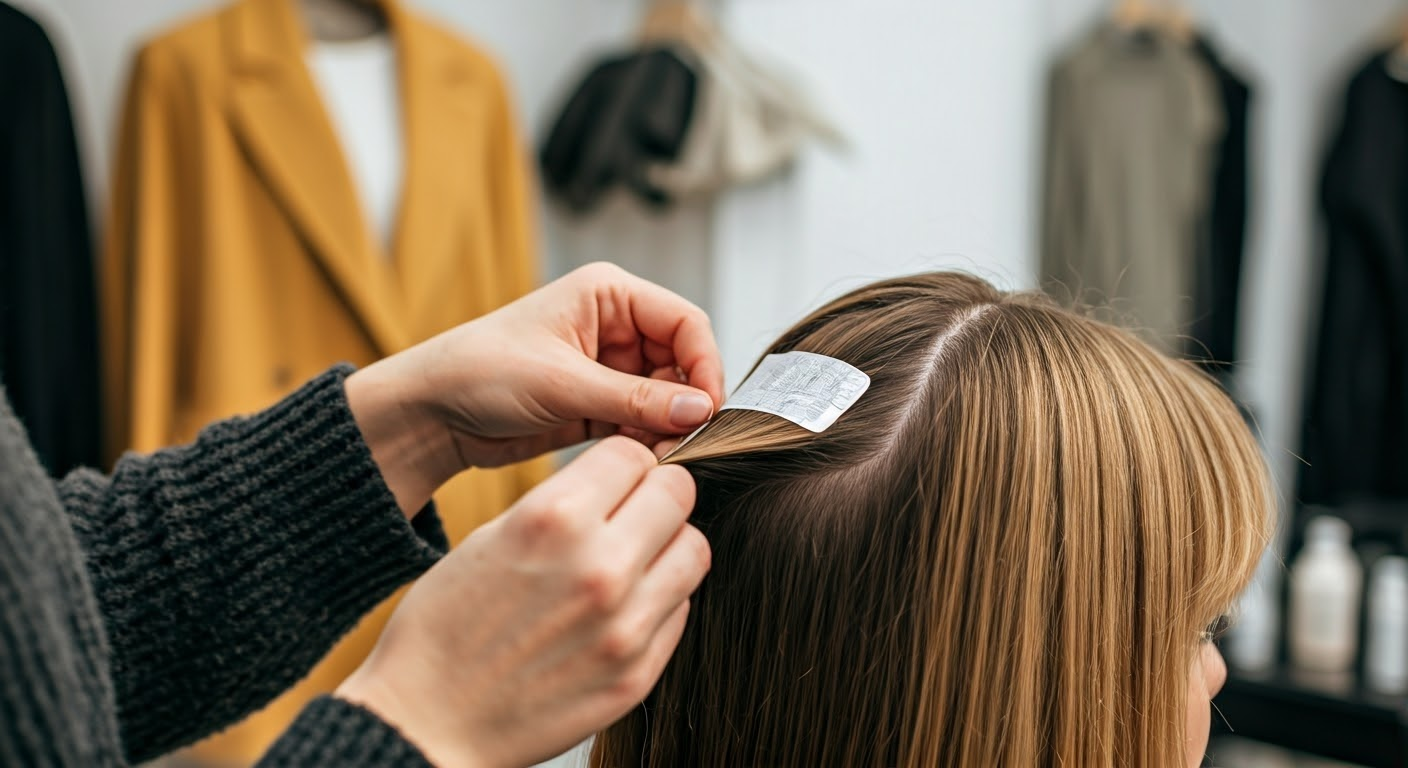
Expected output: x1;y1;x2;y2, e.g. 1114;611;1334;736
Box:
336;670;488;768
345;356;461;519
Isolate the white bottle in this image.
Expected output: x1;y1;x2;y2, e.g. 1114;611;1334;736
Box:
1365;556;1408;694
1289;516;1363;673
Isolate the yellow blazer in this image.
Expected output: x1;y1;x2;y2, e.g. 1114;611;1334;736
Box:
102;0;551;760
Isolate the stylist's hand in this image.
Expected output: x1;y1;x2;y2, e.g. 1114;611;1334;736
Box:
335;436;709;768
346;262;724;515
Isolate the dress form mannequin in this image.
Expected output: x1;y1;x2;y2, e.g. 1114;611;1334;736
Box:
298;0;386;42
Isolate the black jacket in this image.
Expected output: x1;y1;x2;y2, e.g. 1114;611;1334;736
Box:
1190;37;1252;376
540;47;697;212
0;2;102;476
1302;52;1408;505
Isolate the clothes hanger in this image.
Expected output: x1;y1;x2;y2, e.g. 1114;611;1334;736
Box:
297;0;388;43
1386;12;1408;82
638;0;720;54
1109;0;1194;45
1110;0;1157;31
1159;1;1197;46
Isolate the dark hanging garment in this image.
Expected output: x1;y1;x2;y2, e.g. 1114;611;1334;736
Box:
0;3;101;476
540;47;698;213
1301;51;1408;505
1189;37;1252;376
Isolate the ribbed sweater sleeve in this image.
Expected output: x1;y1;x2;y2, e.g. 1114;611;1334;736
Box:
1;383;123;767
56;365;448;761
258;697;434;767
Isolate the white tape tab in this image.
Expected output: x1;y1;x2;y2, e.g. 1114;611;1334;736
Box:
720;351;871;433
658;351;870;462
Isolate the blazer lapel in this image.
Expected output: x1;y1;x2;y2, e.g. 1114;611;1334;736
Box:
226;0;411;354
384;4;484;329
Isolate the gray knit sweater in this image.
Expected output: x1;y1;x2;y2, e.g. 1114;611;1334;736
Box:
0;364;448;766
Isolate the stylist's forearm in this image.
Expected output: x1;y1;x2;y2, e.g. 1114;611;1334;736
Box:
345;359;460;519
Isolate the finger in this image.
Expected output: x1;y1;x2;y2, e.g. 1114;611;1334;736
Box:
652;438;681;460
641;339;679;371
592;599;692;721
631;598;692;697
605;464;697;572
598;336;646;383
586;365;694;447
615;425;655;445
569;358;716;434
601;366;697;447
655;597;691;657
516;436;657;524
638;524;711;626
649;364;687;384
611;273;725;409
587;420;622;442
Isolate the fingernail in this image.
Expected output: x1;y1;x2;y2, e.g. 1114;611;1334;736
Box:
669;392;714;429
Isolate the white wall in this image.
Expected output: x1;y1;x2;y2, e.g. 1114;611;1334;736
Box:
17;0;1400;529
709;0;1043;382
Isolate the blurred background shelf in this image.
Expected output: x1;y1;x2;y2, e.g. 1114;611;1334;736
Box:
1212;666;1408;768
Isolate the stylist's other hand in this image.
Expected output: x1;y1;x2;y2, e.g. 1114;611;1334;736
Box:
346;262;723;515
335;437;709;768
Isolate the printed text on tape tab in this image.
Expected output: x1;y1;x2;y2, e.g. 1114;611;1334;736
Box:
721;351;871;432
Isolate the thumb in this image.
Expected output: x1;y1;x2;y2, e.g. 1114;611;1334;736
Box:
570;360;716;435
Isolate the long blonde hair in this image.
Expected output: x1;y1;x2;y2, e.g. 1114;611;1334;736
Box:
593;272;1273;766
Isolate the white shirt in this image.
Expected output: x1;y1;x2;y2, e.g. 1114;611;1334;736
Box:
307;35;403;254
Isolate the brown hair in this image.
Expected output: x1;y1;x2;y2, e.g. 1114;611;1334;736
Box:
593;272;1273;767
